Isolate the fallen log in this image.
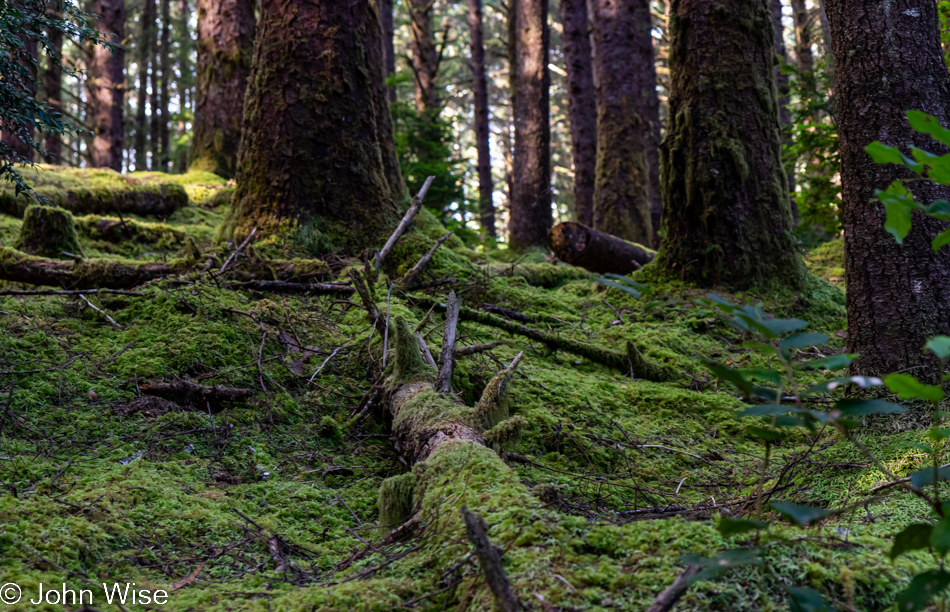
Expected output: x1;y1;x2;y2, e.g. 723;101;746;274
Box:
549;222;655;274
139;379;253;412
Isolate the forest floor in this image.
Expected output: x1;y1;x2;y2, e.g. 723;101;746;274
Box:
0;168;936;611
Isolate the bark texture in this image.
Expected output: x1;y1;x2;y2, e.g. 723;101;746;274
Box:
380;0;396;102
826;0;950;380
224;0;403;252
652;0;804;290
508;0;552;250
87;0;125;171
157;0;171;170
468;0;496;238
2;34;37;159
409;0;438;114
589;0;657;245
791;0;814;74
771;0;796;201
189;0;254;179
133;0;154;171
44;17;63;161
550;222;654;274
559;0;597;227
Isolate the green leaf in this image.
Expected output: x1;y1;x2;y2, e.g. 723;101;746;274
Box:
877;181;916;244
909;465;950;489
795;354;857;371
740;368;782;385
910;147;950;185
593;275;642;298
890;523;934;559
737;404;798;418
835;398;906;418
866;141;919;168
760;318;809;336
908;110;950;148
926;336;950;359
717;517;767;536
786;586;831;612
770;501;829;526
681;549;761;584
885;373;946;401
704;362;754;396
894;569;950;612
745;425;785;441
920;199;950;220
779;333;829;351
802;376;883;396
933;228;950;252
601;272;653;294
932;517;950;556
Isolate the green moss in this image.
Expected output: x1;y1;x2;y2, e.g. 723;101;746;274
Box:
15;204;84;258
805;237;845;287
378;472;417;530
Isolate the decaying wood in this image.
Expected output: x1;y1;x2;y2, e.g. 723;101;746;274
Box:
227;280;354;296
457;341;504;357
462;506;521;612
375;175;435;272
549;222;655;274
219;227;257;274
399;230;453;288
139;379;253;412
436;291;461;393
644;565;701;612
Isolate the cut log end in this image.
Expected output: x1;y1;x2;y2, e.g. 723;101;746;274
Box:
549;222;655;275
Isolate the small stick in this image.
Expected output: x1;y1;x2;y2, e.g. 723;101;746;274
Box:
436;291;461;394
309;346;346;383
219;227;257;274
399;230;453;288
461;506;520;612
348;269;380;325
603;299;625;324
457;341;504;357
0;288;146;296
375;175;435;272
417;332;437;367
644;566;701;612
381;282;393;369
78;294;121;328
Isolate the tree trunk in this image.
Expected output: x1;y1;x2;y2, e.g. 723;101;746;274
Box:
791;0;813;74
189;0;254;179
44;16;63;161
589;0;656;246
223;0;403;253
826;0;950;381
508;0;552;250
559;0;596;227
410;0;438;114
1;31;37;159
380;0;396;103
468;0;495;239
134;0;155;171
771;0;796;214
87;0;125;171
158;0;171;170
652;0;804;290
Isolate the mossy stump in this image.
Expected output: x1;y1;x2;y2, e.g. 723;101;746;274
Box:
15;205;84;259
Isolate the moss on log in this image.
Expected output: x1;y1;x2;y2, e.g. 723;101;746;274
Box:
15;205;84;258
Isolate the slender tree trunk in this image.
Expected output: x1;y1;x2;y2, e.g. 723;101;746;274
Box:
223;0;403;252
189;0;254;178
468;0;495;239
134;0;155;171
410;0;438;114
589;0;657;245
508;0;551;250
380;0;396;103
771;0;796;216
177;0;191;170
1;28;37;159
44;23;63;161
559;0;596;227
826;0;950;381
158;0;171;170
148;8;159;168
791;0;813;74
87;0;125;171
653;0;804;290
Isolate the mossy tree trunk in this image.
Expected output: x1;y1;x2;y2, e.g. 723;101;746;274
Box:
589;0;657;245
826;0;950;381
188;0;254;179
652;0;805;290
44;13;63;161
157;0;171;170
133;0;155;171
771;0;796;211
87;0;125;171
508;0;552;250
224;0;404;253
468;0;496;239
559;0;597;227
381;0;396;102
409;0;439;115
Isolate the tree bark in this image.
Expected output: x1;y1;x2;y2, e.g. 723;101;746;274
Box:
652;0;804;290
223;0;403;252
468;0;496;239
771;0;797;215
559;0;597;227
44;16;63;161
508;0;552;250
189;0;255;179
589;0;657;246
550;221;654;274
409;0;438;114
158;0;171;170
826;0;950;381
791;0;814;74
380;0;396;102
87;0;125;171
133;0;154;171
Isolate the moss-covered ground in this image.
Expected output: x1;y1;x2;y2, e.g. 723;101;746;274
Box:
0;187;940;611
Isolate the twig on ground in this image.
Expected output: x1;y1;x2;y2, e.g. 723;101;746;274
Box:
399;231;453;288
457;342;504;357
462;506;521;612
375;175;435;272
644;565;701;612
78;294;121;328
436;291;461;393
0;288;145;296
417;332;438;367
219;227;257;274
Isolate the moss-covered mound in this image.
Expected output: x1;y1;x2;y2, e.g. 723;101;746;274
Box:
14;204;84;258
806;237;845;287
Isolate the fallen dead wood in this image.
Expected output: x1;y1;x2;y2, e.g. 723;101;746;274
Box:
550;222;655;274
139;379;253;412
457;341;504;357
462;506;521;612
375;175;435;273
227;280;355;296
644;565;701;612
399;230;453;289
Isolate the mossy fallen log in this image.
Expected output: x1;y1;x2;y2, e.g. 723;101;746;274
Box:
549;221;655;274
0;165;189;218
15;205;84;258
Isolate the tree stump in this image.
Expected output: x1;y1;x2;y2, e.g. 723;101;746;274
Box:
15;204;84;258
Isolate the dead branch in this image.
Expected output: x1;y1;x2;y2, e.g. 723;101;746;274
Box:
550;222;655;274
78;294;121;327
436;291;461;393
226;280;354;296
219;227;257;274
139;380;253;412
399;230;453;289
457;341;504;357
644;565;701;612
375;175;435;272
462;506;521;612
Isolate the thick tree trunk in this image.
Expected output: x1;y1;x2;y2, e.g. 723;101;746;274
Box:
134;0;154;171
468;0;495;239
559;0;596;227
44;19;63;161
223;0;402;252
410;0;438;114
826;0;950;381
771;0;796;214
652;0;804;290
87;0;125;171
158;0;171;170
189;0;254;179
508;0;552;250
380;0;396;102
589;0;657;246
791;0;814;74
